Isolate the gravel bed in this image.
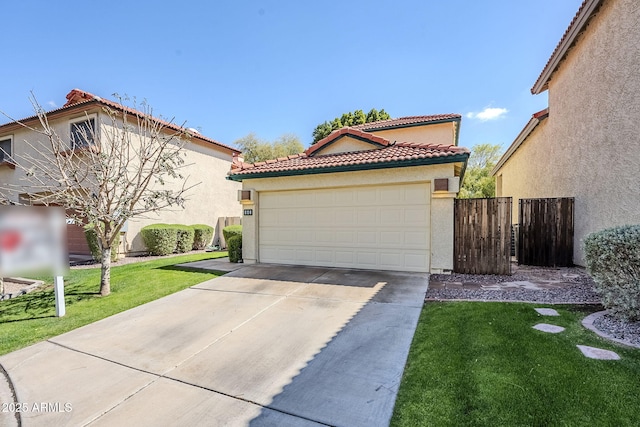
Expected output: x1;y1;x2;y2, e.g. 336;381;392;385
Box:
593;313;640;347
426;284;601;304
427;267;600;304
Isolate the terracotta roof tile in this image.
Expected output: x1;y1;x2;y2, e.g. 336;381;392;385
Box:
351;114;461;131
228;140;469;179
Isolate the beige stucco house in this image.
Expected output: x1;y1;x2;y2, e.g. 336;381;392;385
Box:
492;0;640;265
0;89;241;256
228;115;469;273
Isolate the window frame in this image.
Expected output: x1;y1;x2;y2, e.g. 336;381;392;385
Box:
0;135;14;167
69;114;98;149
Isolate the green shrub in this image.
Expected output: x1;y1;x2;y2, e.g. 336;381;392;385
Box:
222;225;243;244
584;224;640;321
228;234;243;263
141;224;179;256
191;224;214;250
84;225;120;262
171;225;195;253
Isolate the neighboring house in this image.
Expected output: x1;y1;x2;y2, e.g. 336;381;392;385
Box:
228;115;469;274
492;0;640;265
0;89;241;257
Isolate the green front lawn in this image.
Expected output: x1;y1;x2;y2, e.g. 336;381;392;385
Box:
0;252;227;356
392;302;640;426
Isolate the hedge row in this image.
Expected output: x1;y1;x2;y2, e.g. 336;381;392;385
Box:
584;224;640;321
224;225;242;263
141;223;214;256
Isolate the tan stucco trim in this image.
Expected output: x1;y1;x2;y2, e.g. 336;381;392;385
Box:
311;135;383;156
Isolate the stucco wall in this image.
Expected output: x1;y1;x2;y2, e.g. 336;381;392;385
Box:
125;138;241;253
371;122;456;145
314;136;382;155
496;0;640;265
0;111;87;199
495;120;554;225
239;163;460;273
0;108;241;254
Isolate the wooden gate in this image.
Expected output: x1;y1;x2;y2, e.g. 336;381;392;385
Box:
518;197;574;267
454;197;512;275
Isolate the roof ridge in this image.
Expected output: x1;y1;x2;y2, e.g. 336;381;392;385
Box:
351;114;462;131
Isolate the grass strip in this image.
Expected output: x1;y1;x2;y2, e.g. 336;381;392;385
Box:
391;302;640;426
0;252;228;355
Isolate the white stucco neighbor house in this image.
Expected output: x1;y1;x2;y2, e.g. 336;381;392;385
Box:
227;115;469;274
492;0;640;266
0;89;242;257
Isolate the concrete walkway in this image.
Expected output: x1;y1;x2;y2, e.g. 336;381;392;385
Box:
0;264;428;427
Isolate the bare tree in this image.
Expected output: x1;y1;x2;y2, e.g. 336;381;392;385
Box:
0;94;197;296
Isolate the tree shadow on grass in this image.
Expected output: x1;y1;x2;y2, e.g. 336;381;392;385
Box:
157;265;226;275
0;288;98;323
0;291;57;322
65;291;101;296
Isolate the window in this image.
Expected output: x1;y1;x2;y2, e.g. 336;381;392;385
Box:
0;136;12;163
70;116;96;149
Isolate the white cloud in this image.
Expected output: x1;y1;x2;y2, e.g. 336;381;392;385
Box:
47;101;58;108
466;107;508;121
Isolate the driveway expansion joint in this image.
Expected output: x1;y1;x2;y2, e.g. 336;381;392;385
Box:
48;338;331;426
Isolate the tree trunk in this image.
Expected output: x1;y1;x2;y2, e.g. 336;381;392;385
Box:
99;247;112;296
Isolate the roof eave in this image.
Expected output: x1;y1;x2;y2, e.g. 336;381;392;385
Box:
227;153;469;182
531;0;603;94
491;110;548;176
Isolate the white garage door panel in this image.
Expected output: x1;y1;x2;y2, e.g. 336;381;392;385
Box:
259;183;430;272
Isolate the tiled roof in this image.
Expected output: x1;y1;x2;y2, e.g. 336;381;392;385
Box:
305;126;391;156
531;0;603;94
351;114;461;131
229;129;469;181
0;89;239;155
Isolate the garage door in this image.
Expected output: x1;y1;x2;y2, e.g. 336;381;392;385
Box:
259;183;430;272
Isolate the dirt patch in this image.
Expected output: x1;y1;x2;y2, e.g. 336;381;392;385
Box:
1;278;45;301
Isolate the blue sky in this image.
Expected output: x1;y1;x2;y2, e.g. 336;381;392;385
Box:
1;0;583;151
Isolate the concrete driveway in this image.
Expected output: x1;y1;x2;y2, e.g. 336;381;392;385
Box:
0;264;428;427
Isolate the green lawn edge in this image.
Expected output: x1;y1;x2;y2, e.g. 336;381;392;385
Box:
0;252;228;356
391;301;640;427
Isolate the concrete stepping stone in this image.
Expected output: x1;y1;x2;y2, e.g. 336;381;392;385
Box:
533;323;565;333
535;308;560;316
576;345;620;360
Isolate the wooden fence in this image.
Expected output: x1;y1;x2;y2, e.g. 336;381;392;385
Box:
518;197;574;267
454;197;512;275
